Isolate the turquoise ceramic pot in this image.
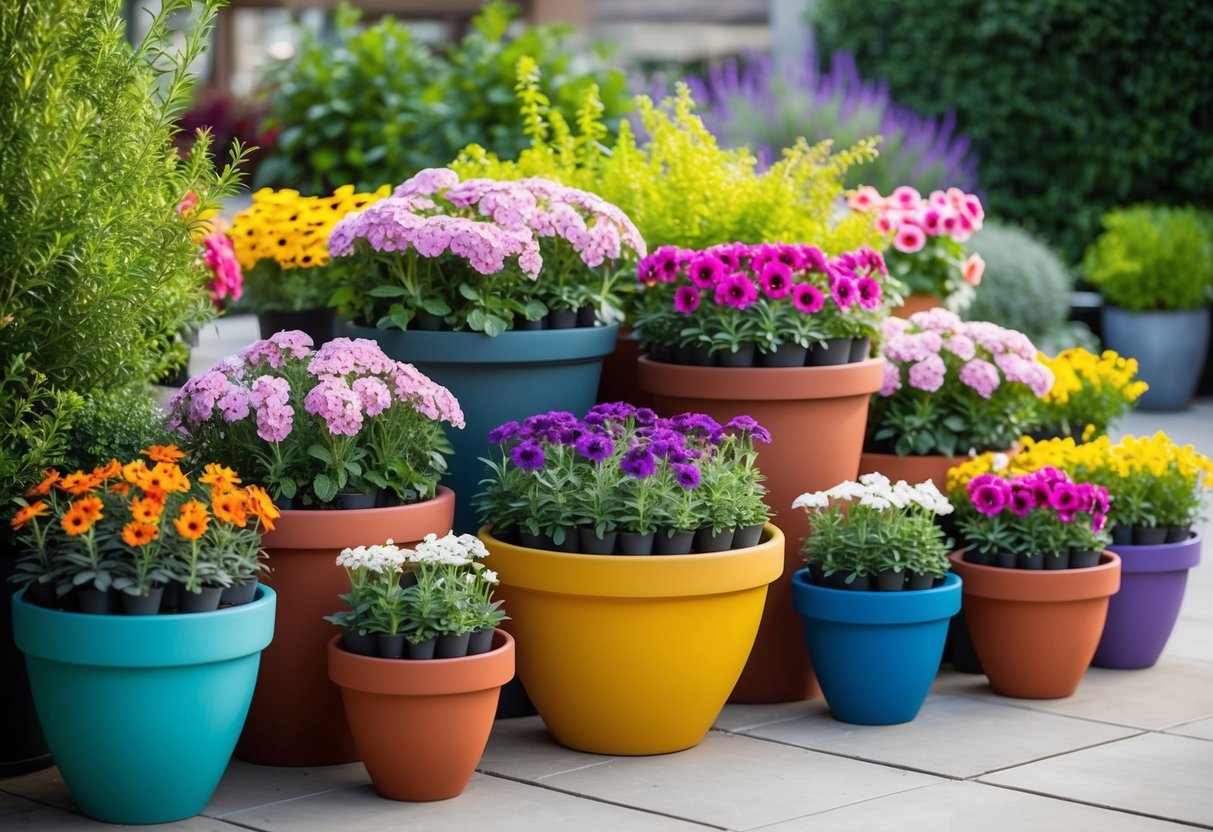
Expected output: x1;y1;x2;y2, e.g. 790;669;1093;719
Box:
11;586;276;824
342;320;619;533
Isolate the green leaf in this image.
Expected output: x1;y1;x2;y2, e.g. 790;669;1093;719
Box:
308;444;334;464
458;282;481;301
368;285;409;298
421;297;452;315
484;314;508;337
314;473;339;503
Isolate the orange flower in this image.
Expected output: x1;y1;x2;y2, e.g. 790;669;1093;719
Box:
10;501;49;531
121;521;159;547
130;495;164;524
142;444;185;464
123;459;150;484
109;481;131;497
61;505;97;536
199;463;241;494
92;459;122;480
26;470;61;497
135;462;190;495
212;490;248;527
244;485;279;532
173;505;210;540
58;470;101;496
74;496;104;522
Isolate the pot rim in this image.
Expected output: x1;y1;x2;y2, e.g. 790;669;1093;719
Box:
327;630;515;695
12;585;277;668
791;570;962;625
478;523;784;598
636;355;884;401
1109;530;1202;573
340;318;620;364
948;550;1121;602
262;486;455;549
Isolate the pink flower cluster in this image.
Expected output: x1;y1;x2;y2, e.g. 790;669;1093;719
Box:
880;309;1054;399
967;468;1109;531
201;231;243;305
638;242;887;315
328;168;645;278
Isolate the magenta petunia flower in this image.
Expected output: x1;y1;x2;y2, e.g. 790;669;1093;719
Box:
791;283;825;314
893;223;927;253
759;261;794;299
673;285;701;314
855;276;882;310
688;253;725;289
832;276;858;309
1008;485;1035;517
971;480;1010;516
714;273;759;310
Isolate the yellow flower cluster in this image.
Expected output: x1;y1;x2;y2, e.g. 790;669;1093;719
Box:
230;184;390;271
1036;348;1148;437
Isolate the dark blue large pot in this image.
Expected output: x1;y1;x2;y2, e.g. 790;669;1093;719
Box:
791;570;961;725
12;586;276;824
341;321;619;534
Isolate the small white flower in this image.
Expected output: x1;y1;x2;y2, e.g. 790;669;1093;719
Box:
859;493;892;510
792;491;829;510
991;453;1009;472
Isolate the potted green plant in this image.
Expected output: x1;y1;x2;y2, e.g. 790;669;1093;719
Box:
1083;204;1213;410
166;330;462;765
476;403;783;754
789;474;960;724
326;533;513;801
8;452;276;824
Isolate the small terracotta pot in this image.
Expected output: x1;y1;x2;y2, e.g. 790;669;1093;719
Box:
638;356;884;704
892;292;944;319
328;630;515;801
237;487;455;766
949;550;1121;699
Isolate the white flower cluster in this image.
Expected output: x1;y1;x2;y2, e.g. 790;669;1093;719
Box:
408;532;490;566
792;473;953;516
335;542;407;573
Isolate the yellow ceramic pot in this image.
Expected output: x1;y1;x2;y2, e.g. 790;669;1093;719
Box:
478;524;784;755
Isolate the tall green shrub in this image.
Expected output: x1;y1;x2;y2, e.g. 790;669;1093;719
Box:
812;0;1213;259
0;0;240;503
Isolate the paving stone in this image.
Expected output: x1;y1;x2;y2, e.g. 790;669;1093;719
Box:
1165;716;1213;742
478;715;618;781
0;806;250;830
204;760;370;816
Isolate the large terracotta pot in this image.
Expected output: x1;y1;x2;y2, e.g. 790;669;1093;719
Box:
597;328;654;408
857;451;973;491
237;487;455;766
892;292;944;319
637;356;884;703
328;630;515;801
478;524;783;754
949;551;1121;699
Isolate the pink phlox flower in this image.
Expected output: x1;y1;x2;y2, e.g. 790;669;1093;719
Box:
392;167;460;200
943;333;977;361
352;376;392;417
909;308;962;333
884;330;943;363
304;376;363;437
958;358;1001;399
239;339;286;369
217;384;250;422
907;354;946;392
249;375;294;442
879;362;902;396
269;330;314;360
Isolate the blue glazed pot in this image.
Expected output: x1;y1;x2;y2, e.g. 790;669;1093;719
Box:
342;320;619;533
1102;305;1210;411
791;570;961;725
11;586;276;824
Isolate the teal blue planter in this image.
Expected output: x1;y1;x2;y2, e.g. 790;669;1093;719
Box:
12;587;276;824
342;320;619;533
791;571;960;725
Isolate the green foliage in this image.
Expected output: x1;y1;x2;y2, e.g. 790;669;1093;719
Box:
1082;205;1213;311
255;0;630;194
454;72;883;255
59;388;168;473
964;221;1089;350
0;0;242;502
811;0;1213;259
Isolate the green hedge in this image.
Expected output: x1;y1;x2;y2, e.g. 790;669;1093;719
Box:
811;0;1213;260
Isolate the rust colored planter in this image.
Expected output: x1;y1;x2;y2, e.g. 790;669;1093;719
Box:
892;292;944;319
237;487;455;766
328;630;514;801
597;328;654;408
857;452;974;490
949;550;1121;699
638;356;884;704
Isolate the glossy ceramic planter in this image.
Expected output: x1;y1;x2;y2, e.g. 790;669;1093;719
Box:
478;524;784;754
1093;533;1202;669
328;630;515;801
12;586;276;824
238;488;455;766
791;571;962;724
638;356;884;704
342;320;618;534
1102;305;1210;411
949;551;1121;699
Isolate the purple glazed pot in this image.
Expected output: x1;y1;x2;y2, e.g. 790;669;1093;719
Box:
1092;532;1202;669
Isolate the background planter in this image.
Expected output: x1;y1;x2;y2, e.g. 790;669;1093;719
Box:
1093;533;1202;669
857;451;974;491
257;307;336;345
892;292;944;319
638;356;884;704
328;629;515;801
12;586;276;824
791;571;961;724
1101;305;1209;410
343;320;618;535
478;524;783;755
949;551;1120;699
0;548;52;776
237;488;454;766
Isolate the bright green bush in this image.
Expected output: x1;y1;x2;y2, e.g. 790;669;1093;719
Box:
811;0;1213;259
1082;205;1213;312
59;388;168;473
255;1;630;194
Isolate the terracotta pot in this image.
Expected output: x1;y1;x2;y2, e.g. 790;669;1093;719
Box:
638;356;884;704
597;328;654;408
478;524;783;754
892;292;944;319
237;487;455;766
327;630;515;801
948;550;1121;699
857;451;974;491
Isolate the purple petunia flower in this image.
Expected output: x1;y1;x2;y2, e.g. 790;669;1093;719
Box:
673;285;701;314
620;445;657;479
791;283;825;314
510;440;546;472
574;432;615;462
725;415;772;443
672;463;702;489
487;421;521;445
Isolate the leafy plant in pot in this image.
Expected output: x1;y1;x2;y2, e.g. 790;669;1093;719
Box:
1033;348;1148;441
165;330;463;765
633;241;896;367
475;403;772;556
789;473;961;724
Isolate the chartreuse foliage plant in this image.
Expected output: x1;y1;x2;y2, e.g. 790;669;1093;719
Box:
452;60;883;256
0;0;243;508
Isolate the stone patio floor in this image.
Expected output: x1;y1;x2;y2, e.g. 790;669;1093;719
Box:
3;314;1211;830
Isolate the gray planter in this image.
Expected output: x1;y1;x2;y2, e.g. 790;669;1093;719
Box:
1101;305;1210;411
